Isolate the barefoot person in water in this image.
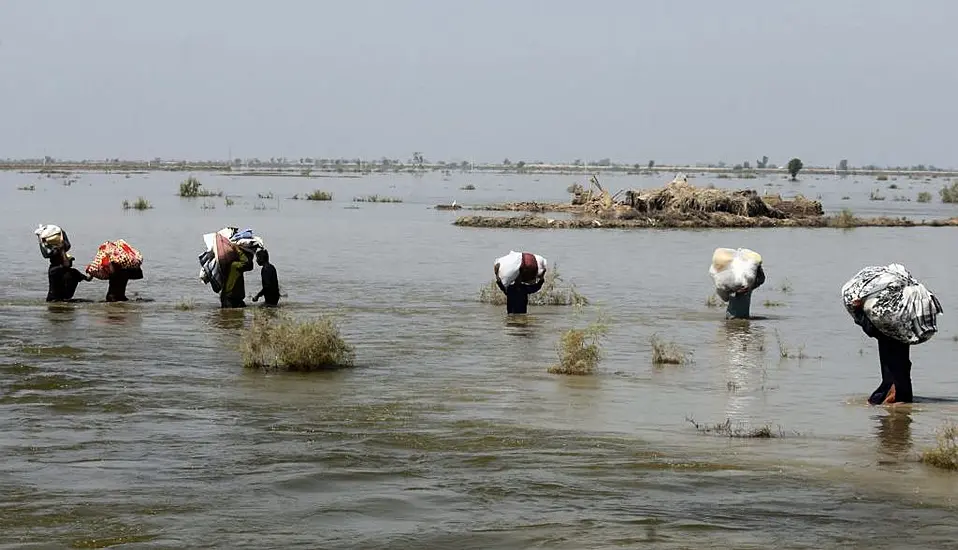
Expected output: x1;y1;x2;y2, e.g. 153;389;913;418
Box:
851;299;913;405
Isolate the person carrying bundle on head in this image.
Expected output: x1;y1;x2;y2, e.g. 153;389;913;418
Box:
493;251;547;314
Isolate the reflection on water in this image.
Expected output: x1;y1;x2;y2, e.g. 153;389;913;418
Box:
720;319;768;420
874;409;914;457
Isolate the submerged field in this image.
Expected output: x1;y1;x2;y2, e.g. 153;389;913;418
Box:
2;169;958;548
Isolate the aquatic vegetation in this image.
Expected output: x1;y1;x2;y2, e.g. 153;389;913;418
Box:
686;416;784;438
869;189;886;201
917;192;932;203
705;294;718;308
122;197;153;211
242;313;355;371
178;176;221;198
920;423;958;471
841;195;851;200
174;298;195;311
651;334;688;365
763;300;785;307
478;264;588;307
252;202;267;211
200;200;216;210
224;197;235;207
775;329;807;360
461;184;477;191
779;279;793;293
829;208;856;228
940;182;958;203
353;194;403;203
17;184;35;191
257;192;274;199
548;318;608;375
305;190;333;201
876;174;889;181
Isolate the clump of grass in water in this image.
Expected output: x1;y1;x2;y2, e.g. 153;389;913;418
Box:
478;264;588;307
17;185;35;191
686;416;783;438
869;189;886;201
829;208;856;228
242;313;355;371
763;300;785;307
461;184;476;191
178;176;221;198
200;200;215;210
705;294;718;308
775;329;808;359
651;334;689;365
305;190;333;201
122;197;153;210
779;279;793;293
257;192;274;199
548;318;608;375
353;195;403;203
940;182;958;203
841;195;851;200
920;423;958;470
174;298;195;311
876;174;889;181
917;191;932;203
224;197;235;207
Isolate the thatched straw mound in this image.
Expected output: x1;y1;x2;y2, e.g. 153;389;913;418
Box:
626;181;786;218
763;194;824;217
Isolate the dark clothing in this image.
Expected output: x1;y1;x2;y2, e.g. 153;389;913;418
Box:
220;253;253;309
255;263;280;306
47;264;87;302
106;266;142;302
854;307;914;404
496;278;544;314
726;291;753;319
724;266;765;320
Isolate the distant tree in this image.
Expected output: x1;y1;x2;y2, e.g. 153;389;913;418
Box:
633;163;641;171
597;158;611;167
516;160;527;172
647;160;655;170
838;159;849;172
573;159;582;166
787;158;803;180
460;160;470;170
233;158;242;166
411;152;425;169
743;161;751;170
503;158;512;166
733;164;743;171
756;155;769;169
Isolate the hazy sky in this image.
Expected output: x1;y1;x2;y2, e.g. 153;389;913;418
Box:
1;1;956;166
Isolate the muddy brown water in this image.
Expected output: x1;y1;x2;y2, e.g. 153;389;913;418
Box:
2;170;958;549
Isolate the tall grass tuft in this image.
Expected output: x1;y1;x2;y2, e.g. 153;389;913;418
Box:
940;182;958;203
178;176;221;198
651;334;688;365
305;190;333;201
917;191;932;203
478;264;588;307
548;318;608;375
921;422;958;470
123;197;153;210
242;313;355;371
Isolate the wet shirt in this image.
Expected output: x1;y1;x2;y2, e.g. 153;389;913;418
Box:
47;265;86;302
497;279;545;314
260;264;280;305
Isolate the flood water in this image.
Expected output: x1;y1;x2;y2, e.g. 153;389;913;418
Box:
1;169;957;549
